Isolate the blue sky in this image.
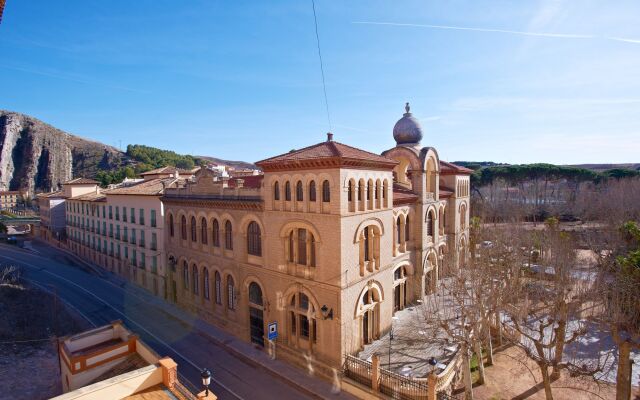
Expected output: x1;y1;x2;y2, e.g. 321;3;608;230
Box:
1;1;639;164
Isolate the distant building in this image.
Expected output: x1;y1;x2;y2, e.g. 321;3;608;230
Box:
0;190;21;209
53;320;212;399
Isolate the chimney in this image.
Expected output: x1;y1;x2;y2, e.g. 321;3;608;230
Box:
327;132;333;142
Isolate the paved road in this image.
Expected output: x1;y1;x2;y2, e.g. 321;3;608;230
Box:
0;243;315;400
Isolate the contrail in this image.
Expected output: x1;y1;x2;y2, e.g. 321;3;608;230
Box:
353;21;593;39
353;21;640;44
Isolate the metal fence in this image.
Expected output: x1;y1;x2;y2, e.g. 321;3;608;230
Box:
379;368;429;400
343;355;372;387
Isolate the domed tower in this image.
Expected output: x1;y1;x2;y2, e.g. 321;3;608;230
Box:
393;102;423;146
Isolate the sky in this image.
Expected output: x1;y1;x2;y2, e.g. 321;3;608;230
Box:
1;0;639;164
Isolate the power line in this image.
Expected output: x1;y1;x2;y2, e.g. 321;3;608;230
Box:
311;0;332;132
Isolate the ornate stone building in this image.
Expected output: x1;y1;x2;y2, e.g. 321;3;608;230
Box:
161;105;471;376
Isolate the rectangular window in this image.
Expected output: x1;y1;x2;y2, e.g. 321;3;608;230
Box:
109;224;113;237
115;206;120;221
124;227;128;242
102;221;106;235
109;206;113;219
130;208;135;224
132;250;137;266
151;232;157;250
140;252;145;269
139;208;145;225
123;207;127;222
150;210;156;227
151;256;157;274
131;228;136;244
297;229;307;265
102;205;106;218
117;244;121;258
140;230;145;247
124;246;129;259
116;225;120;240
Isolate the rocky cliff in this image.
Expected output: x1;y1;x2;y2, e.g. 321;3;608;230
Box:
0;110;125;195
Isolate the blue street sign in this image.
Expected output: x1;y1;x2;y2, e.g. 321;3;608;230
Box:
268;322;278;341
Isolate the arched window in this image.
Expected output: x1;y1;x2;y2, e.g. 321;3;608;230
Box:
212;219;220;247
180;216;187;240
393;266;408;313
309;181;316;201
190;216;197;242
405;216;410;241
274;182;280;201
296;181;303;201
289;292;316;342
225;221;233;250
215;271;222;304
426;211;435;236
322;180;330;202
366;181;372;201
201;218;208;244
247;221;262;256
169;214;174;237
249;282;263;306
348;180;353;202
285;181;291;201
227;276;235;310
192;264;199;295
287;228;316;267
460;204;467;229
203;267;209;300
364;227;370;262
375;181;380;200
396;217;402;245
182;261;189;290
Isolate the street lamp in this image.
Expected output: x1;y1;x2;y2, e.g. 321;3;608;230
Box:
201;368;212;397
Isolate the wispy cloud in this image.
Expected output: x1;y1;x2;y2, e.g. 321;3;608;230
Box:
352;21;640;45
0;64;149;93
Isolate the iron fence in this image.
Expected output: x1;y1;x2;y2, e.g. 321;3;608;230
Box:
379;368;429;400
343;355;372;387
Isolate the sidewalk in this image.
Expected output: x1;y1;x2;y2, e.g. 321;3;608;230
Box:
33;240;355;400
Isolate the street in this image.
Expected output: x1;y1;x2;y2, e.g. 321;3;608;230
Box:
0;242;318;400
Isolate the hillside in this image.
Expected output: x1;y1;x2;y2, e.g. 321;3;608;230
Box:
0;111;254;193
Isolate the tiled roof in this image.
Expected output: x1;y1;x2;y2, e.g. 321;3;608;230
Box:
439;186;454;199
139;166;192;176
256;140;398;170
64;178;100;185
393;185;419;206
71;192;106;202
106;177;184;196
0;191;21;195
37;190;67;199
439;160;473;175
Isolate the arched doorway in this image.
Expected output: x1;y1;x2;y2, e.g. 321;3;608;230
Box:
360;288;381;346
393;266;408;313
248;282;265;347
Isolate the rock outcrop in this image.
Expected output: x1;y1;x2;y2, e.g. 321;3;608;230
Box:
0;110;124;195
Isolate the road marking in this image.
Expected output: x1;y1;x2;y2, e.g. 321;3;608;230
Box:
0;253;244;400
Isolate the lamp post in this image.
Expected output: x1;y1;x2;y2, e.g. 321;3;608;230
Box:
201;368;211;397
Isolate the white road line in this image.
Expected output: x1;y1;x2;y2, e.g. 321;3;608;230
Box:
0;253;244;400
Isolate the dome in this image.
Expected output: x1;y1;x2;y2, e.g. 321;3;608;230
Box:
393;102;423;145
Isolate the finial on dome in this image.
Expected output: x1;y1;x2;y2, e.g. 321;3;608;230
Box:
393;102;423;145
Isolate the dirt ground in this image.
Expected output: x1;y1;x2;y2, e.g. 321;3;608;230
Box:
0;272;90;400
465;345;637;400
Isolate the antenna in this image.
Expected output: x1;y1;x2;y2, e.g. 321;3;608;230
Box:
311;0;332;132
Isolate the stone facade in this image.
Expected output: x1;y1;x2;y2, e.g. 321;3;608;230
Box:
161;108;472;377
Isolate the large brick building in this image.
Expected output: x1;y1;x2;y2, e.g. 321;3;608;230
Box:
161;105;471;376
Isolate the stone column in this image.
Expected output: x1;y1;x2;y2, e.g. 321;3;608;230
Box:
159;357;178;390
371;354;380;392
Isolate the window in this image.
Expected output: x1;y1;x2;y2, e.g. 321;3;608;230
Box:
296;181;303;201
249;282;263;306
192;265;199;295
309;181;316;201
151;232;157;250
289;292;316;342
247;221;262;256
274;182;280;201
367;181;372;201
123;227;128;242
426;211;434;236
203;268;209;300
405;216;410;241
364;227;370;262
139;209;145;225
285;181;291;201
322;180;330;202
215;271;222;304
109;206;113;219
140;230;145;247
183;261;189;290
123;207;127;222
131;228;136;244
150;210;156;227
297;229;307;265
287;228;316;267
151;256;157;274
227;276;235;310
140;252;146;269
201;218;208;244
125;246;129;259
224;221;233;250
288;232;295;263
130;208;135;223
132;249;137;267
181;216;187;240
169;214;174;237
212;219;220;247
348;181;353;202
190;216;197;242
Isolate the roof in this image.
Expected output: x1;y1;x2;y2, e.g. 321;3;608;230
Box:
37;190;67;199
439;186;454;199
227;175;264;189
140;166;192;176
256;139;398;171
393;185;419;206
106;177;184;196
63;178;99;185
439;160;473;175
70;192;106;202
0;191;21;195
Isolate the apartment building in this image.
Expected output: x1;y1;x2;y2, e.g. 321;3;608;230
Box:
0;190;21;209
161;105;471;377
65;170;185;297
